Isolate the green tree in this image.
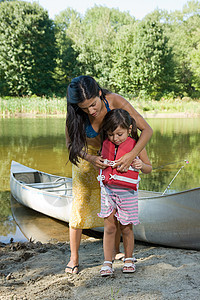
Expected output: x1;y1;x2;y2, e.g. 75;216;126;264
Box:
130;13;174;98
67;6;134;88
53;8;81;95
190;34;200;91
109;22;136;94
164;1;200;96
0;0;57;96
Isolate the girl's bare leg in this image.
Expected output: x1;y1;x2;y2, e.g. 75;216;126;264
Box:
103;210;118;265
120;223;134;263
65;227;82;273
114;223;124;260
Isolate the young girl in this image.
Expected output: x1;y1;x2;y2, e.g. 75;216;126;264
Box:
98;109;152;276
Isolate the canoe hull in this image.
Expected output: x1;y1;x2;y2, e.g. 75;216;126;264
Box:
10;161;72;223
10;161;200;250
134;188;200;250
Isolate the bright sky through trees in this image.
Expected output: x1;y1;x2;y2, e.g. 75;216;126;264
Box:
27;0;191;19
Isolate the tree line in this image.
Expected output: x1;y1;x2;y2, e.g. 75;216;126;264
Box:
0;0;200;99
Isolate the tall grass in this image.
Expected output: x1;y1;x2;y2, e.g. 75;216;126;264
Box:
0;96;67;117
0;96;199;117
129;97;200;115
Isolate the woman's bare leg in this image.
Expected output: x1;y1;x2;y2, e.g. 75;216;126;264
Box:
65;227;82;273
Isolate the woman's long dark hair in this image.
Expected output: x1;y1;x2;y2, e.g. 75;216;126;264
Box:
66;75;109;165
100;109;139;147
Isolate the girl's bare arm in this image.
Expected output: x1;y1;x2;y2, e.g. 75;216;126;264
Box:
132;148;152;174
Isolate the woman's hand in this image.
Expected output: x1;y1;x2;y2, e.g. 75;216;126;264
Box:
89;155;109;170
113;152;134;172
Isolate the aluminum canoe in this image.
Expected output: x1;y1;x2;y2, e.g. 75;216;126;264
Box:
10;160;73;223
10;161;200;250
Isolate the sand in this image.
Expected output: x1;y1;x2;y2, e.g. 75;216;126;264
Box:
0;239;199;300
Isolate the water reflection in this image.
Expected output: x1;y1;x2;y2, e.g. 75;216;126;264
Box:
0;192;26;243
10;195;70;243
0;117;200;243
10;196;101;243
0;118;72;192
141;117;200;192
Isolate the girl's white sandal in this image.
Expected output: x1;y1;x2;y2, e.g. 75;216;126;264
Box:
123;258;136;273
100;261;114;277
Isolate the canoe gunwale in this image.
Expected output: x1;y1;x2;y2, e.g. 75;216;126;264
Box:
138;187;200;200
10;161;200;250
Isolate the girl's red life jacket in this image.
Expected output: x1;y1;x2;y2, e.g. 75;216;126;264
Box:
98;137;140;190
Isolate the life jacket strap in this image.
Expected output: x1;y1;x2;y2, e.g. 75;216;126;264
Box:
109;174;140;185
97;169;111;207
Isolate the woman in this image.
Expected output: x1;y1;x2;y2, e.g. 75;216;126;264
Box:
65;75;153;274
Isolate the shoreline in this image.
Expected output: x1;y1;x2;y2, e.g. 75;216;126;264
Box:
1;109;199;298
142;111;200;118
0;239;199;299
1;111;200;119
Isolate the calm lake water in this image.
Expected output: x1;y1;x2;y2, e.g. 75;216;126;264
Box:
0;117;200;243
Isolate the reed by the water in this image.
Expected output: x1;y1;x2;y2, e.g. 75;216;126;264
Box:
0;96;200;117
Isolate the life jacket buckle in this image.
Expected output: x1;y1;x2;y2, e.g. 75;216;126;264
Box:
97;174;105;181
104;159;116;166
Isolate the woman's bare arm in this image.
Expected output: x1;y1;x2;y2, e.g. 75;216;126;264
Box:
65;125;108;169
108;93;153;171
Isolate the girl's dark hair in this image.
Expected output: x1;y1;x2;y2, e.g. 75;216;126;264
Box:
66;75;110;165
100;109;139;146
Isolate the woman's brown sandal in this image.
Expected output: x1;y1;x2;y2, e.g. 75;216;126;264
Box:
65;265;79;274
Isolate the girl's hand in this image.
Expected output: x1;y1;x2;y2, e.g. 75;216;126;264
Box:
132;158;143;170
113;152;134;172
89;155;109;170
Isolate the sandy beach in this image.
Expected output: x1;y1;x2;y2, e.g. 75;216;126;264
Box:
0;238;199;300
1;112;199;299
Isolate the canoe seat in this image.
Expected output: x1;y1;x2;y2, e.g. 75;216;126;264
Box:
46;188;72;193
21;179;72;189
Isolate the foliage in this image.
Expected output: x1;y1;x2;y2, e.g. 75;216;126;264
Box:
0;0;57;96
66;6;135;88
109;23;136;93
0;1;200;99
53;8;81;95
130;14;174;99
162;1;200;96
190;31;200;91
